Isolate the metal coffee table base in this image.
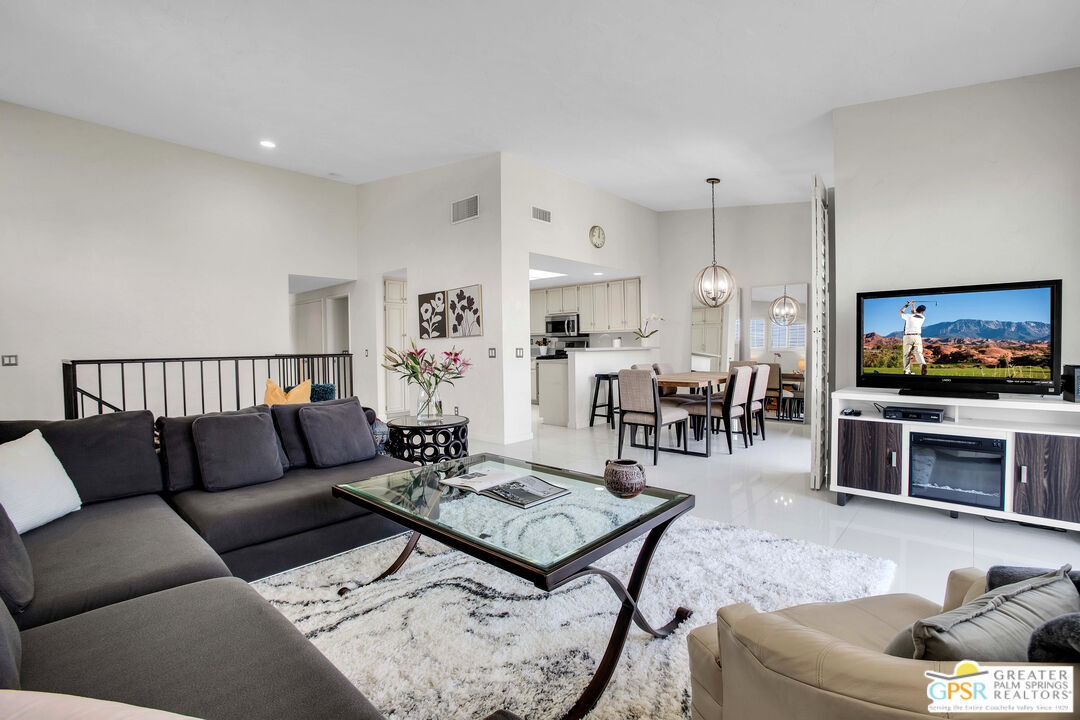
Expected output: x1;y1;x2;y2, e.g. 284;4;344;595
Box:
364;517;690;720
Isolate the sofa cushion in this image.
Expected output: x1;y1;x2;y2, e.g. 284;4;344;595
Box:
0;430;82;534
192;413;283;491
913;565;1080;661
157;406;288;493
15;494;230;630
0;504;33;614
299;399;377;468
0;602;18;690
0;691;201;718
271;397;357;467
169;454;414;554
988;565;1080;595
19;577;384;720
0;412;161;504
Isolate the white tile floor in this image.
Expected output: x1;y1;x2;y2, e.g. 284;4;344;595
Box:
472;408;1078;604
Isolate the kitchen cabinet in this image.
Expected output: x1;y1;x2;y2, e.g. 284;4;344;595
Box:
623;278;641;331
607;281;625;331
691;325;706;353
530;290;546;334
545;289;563;314
692;308;706;324
561;286;579;312
530;359;538;404
1014;433;1080;523
835;418;901;495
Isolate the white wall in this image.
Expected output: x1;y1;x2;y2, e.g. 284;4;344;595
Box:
352;154;506;442
833;67;1080;389
657;202;812;372
500;153;662;442
0;101;359;419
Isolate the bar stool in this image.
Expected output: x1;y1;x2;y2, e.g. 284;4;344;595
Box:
589;372;620;429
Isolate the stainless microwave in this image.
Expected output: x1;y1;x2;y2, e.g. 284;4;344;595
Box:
545;313;579;336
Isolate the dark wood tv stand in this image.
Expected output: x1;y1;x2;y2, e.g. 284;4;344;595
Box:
830;387;1080;530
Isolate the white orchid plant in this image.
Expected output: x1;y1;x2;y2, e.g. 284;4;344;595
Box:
634;313;664;340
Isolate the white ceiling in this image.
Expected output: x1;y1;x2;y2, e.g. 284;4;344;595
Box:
2;2;1078;210
528;253;636;289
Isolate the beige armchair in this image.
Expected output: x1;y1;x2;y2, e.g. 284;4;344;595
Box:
687;568;1076;720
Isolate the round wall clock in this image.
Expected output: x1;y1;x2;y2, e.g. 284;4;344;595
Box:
589;225;606;248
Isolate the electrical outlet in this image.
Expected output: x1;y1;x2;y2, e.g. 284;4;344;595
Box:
515;348;524;358
364;349;369;358
454;406;459;415
1;355;17;367
488;348;496;358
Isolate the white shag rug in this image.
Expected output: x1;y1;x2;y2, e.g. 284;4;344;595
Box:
253;515;895;720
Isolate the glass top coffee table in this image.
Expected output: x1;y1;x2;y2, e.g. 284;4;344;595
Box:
332;453;695;720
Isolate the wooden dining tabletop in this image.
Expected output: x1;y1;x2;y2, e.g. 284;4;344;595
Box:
654;371;726;388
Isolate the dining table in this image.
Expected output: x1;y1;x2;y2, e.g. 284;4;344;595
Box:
653;372;726;458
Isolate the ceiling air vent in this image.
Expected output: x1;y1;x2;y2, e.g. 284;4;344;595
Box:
451;195;479;224
531;206;551;223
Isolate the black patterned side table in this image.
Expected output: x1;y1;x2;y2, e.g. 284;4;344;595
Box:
386;415;469;465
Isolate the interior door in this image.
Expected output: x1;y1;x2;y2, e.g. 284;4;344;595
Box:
835;418;901;494
294;300;324;354
1014;433;1080;522
384;283;408;416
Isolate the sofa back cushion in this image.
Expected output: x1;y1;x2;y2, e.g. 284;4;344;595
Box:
0;411;161;504
913;565;1080;662
158;406;288;492
0;504;33;614
0;598;19;689
192;413;284;491
271;397;361;468
299;399;377;468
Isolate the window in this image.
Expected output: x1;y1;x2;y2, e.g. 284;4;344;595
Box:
769;322;806;349
789;322;806;348
749;319;765;349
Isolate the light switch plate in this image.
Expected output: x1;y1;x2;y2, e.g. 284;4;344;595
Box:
1;355;17;367
488;348;497;358
515;348;524;358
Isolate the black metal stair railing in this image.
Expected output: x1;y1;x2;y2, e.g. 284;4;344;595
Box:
62;353;353;419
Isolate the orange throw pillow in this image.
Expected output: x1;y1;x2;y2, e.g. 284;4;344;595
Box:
264;379;311;406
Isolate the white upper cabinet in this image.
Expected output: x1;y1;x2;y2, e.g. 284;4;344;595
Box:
529;289;546;334
545;288;563;314
561;286;579;312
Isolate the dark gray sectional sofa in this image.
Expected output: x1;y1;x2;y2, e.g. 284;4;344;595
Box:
0;404;435;719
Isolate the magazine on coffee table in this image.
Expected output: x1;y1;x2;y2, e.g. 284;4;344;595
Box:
441;469;570;509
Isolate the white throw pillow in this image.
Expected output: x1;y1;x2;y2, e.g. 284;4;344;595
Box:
0;430;81;533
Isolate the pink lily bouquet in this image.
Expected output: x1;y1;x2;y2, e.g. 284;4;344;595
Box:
382;339;471;419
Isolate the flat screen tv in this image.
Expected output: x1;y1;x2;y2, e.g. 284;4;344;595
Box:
857;279;1062;398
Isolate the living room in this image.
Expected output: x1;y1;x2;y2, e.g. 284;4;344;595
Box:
2;3;1080;719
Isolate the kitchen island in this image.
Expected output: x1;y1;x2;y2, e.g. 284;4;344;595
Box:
537;347;660;428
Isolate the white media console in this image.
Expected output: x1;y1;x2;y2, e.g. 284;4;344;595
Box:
830;387;1080;531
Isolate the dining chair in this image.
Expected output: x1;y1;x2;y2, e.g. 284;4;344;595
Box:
686;365;753;454
617;369;689;465
652;362;696;404
747;364;771;443
762;362;784;420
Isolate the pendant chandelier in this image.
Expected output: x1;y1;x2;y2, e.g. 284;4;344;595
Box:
693;178;736;308
769;283;800;326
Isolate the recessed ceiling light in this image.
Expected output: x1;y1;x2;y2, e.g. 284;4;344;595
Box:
529;269;568;281
593;272;604;276
259;139;276;149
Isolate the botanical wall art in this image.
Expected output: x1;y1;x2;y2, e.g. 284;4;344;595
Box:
448;284;483;338
417;291;447;339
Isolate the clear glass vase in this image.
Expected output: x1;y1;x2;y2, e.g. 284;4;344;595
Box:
416;385;443;422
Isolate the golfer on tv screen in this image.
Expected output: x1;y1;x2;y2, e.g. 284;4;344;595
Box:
899;300;927;375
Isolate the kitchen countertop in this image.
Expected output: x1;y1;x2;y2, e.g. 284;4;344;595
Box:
565;347;658;352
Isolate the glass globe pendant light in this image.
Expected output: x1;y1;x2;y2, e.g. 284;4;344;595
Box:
769;283;800;326
693;178;736;307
